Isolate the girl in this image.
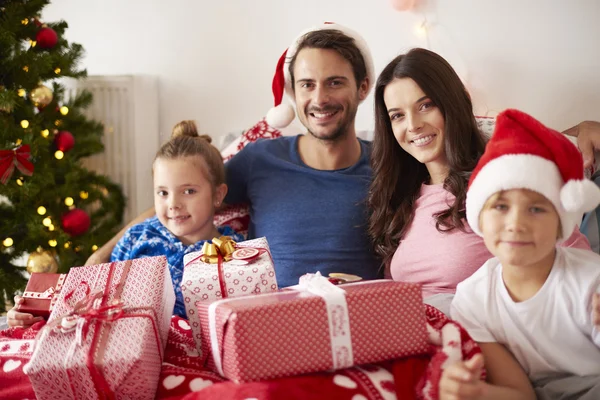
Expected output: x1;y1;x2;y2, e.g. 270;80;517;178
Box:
368;48;590;313
7;120;243;324
110;120;243;318
443;109;600;399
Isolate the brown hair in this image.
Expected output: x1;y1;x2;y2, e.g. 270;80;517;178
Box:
368;48;487;268
154;120;225;188
288;29;367;90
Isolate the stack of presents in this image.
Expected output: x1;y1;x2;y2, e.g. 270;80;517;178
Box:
0;234;481;400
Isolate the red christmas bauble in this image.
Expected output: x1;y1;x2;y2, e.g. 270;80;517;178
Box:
55;131;75;152
61;208;91;236
36;27;58;49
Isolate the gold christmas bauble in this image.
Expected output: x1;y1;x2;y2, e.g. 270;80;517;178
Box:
27;248;59;274
29;84;53;108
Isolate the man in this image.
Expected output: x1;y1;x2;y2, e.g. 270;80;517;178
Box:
224;24;381;286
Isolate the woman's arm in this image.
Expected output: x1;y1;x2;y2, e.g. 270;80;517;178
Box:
84;207;155;265
439;342;536;400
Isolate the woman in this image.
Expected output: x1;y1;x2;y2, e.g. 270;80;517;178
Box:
368;48;590;313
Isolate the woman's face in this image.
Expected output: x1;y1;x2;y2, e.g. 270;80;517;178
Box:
383;77;447;169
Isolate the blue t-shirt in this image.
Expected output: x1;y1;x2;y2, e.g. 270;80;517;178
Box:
111;216;244;318
225;135;381;287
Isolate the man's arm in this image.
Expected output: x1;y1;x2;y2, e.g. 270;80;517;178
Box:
84;207;155;265
562;121;600;169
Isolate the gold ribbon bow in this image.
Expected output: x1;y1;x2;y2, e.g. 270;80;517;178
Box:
200;236;236;264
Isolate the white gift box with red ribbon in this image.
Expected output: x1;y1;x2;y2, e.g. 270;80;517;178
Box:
181;236;278;358
23;257;175;400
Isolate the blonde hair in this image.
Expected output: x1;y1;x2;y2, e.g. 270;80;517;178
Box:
154;120;225;187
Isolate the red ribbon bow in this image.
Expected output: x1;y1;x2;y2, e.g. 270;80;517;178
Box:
60;283;125;346
0;144;34;185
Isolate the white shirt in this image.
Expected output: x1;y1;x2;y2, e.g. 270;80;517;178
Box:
451;247;600;382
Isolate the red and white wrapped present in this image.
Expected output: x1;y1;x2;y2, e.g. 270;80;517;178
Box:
198;273;429;383
181;236;278;357
17;272;67;319
23;256;175;400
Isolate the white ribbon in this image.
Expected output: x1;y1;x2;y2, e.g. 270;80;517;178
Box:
23;287;55;299
208;272;353;377
298;272;353;370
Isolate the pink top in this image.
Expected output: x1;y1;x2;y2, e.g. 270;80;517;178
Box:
390;184;591;298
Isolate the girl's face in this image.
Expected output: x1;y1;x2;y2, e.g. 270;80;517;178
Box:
153;156;225;245
383;77;447;169
479;189;560;270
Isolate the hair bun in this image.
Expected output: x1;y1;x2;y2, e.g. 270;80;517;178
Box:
198;134;212;144
171;120;199;138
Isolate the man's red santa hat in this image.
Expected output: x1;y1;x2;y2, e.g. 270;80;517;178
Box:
466;109;600;240
265;22;375;129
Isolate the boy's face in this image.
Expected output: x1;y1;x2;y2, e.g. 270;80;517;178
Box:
292;47;368;142
480;189;560;269
153;156;218;245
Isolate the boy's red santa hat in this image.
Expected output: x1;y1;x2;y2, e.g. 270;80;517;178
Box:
466;109;600;240
265;22;375;129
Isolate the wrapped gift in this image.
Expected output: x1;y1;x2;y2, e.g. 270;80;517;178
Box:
17;272;67;318
198;274;429;382
181;236;278;357
23;256;175;400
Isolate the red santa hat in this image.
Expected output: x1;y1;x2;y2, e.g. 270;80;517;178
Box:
466;109;600;240
265;22;375;129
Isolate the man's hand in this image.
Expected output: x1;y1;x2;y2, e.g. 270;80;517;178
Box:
84;244;112;266
6;296;43;328
563;121;600;170
439;353;486;400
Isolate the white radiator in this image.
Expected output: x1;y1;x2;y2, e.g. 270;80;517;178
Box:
61;75;160;224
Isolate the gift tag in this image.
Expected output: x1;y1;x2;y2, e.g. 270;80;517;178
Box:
328;273;362;285
232;247;260;262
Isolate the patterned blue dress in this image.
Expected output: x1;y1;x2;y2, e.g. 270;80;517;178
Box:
111;216;244;318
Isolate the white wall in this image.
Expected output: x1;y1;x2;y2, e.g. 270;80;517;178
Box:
43;0;600;144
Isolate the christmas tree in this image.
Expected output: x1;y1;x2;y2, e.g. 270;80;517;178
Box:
0;0;125;310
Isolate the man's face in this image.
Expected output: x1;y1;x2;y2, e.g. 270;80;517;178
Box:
292;48;368;141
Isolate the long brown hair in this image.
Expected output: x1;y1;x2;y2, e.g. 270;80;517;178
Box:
368;48;486;268
154;120;225;189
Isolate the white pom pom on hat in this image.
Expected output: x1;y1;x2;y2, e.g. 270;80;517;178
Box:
466;109;600;241
265;22;375;129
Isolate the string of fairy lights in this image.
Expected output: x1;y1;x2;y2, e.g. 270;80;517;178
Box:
2;17;98;254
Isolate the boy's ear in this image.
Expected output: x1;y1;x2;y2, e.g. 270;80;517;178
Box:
214;183;228;207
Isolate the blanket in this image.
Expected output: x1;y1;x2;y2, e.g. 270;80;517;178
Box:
0;305;480;400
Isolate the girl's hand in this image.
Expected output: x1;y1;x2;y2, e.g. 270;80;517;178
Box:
6;296;43;328
439;354;486;400
593;293;600;328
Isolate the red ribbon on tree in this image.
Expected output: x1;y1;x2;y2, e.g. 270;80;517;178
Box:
0;144;34;184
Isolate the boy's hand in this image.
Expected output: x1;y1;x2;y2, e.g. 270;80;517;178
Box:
593;293;600;328
439;354;486;400
6;296;44;328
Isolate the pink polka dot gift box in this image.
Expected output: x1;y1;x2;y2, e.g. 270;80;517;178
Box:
197;273;429;383
23;256;175;400
181;236;278;358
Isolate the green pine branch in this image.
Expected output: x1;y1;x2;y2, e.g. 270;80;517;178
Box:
0;0;126;311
